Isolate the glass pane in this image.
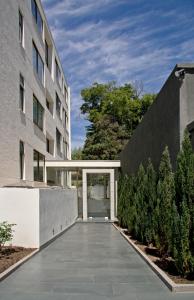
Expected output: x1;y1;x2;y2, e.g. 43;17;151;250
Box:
20;86;24;111
38;104;44;130
38;54;44;83
31;0;36;20
87;174;110;219
37;10;43;34
33;44;37;72
33;98;37;124
33;150;38;181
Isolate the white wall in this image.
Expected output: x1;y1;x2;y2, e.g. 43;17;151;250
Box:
0;188;39;248
0;188;77;248
39;188;77;246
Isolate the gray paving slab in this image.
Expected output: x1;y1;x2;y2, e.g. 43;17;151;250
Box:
0;223;194;299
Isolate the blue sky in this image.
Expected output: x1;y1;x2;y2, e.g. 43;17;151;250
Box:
42;0;194;149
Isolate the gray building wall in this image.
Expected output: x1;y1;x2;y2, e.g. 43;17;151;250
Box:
0;0;71;186
120;64;194;175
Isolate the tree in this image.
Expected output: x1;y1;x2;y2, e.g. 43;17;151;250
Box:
133;164;147;242
174;199;193;276
82;115;128;160
175;130;194;274
81;82;156;159
175;130;194;209
144;159;157;245
157;146;175;255
71;147;83;160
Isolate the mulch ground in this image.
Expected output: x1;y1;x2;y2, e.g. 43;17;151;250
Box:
121;228;194;284
0;246;35;274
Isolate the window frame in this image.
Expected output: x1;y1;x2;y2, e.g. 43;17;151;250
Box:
33;95;44;131
32;42;44;84
56;128;62;154
31;0;43;36
19;73;25;112
33;149;45;182
19;10;24;47
19;141;25;180
56;93;61;120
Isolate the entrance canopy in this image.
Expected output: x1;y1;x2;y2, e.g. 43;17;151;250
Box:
45;160;121;221
45;160;121;170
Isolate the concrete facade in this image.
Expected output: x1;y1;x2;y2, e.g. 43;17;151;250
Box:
0;0;71;187
120;64;194;174
0;188;77;248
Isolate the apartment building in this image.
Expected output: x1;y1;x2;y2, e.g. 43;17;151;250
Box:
0;0;71;187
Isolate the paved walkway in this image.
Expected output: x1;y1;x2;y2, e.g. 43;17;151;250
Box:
0;223;193;300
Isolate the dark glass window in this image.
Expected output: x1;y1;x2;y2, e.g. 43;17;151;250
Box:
31;0;43;35
46;138;50;153
33;150;45;182
46;99;50;110
33;95;44;130
45;40;49;67
19;10;24;46
56;128;61;153
33;42;44;84
55;59;61;87
56;93;61;119
19;74;25;111
20;141;24;180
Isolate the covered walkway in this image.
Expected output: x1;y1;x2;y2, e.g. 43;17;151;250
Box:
0;223;193;300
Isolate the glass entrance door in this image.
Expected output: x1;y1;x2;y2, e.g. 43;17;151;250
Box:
87;173;110;219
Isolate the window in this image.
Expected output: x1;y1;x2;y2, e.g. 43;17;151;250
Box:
63;139;68;158
19;10;24;46
56;128;61;154
33;95;44;130
46;138;50;153
45;40;49;67
19;141;25;180
33;42;44;84
55;59;61;87
64;85;68;104
46;99;50;110
19;74;25;112
31;0;43;35
56;93;61;119
64;111;68;129
33;150;45;182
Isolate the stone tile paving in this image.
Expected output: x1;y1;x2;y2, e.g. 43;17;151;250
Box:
0;223;194;299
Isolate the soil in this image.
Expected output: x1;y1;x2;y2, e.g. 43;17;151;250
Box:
120;227;194;284
0;246;35;274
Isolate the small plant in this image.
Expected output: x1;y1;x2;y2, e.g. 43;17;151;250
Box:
0;221;16;250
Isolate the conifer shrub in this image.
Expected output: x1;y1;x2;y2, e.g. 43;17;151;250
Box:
117;129;194;277
157;146;175;256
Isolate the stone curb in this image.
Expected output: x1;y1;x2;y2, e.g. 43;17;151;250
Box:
112;223;194;293
0;249;39;282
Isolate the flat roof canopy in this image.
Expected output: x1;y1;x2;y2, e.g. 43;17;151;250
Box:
45;160;121;169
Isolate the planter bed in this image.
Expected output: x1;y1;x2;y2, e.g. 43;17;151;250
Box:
113;223;194;292
0;246;35;275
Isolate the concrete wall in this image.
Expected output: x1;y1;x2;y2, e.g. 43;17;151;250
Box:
0;188;77;248
0;0;71;187
120;66;182;174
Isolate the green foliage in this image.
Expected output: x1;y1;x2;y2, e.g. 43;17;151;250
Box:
175;130;194;209
81;82;156;159
71;147;83;160
0;221;15;248
117;131;194;277
144;159;157;245
157;147;175;255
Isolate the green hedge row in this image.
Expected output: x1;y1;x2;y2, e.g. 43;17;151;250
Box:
117;131;194;277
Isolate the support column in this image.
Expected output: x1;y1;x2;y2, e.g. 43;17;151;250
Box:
82;169;87;220
110;169;115;221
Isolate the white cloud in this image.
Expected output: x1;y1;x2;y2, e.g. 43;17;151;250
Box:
42;0;194;147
